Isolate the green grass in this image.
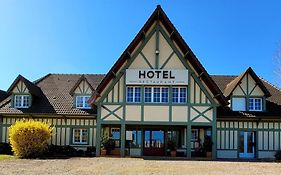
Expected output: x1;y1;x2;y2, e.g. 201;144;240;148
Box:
0;154;14;160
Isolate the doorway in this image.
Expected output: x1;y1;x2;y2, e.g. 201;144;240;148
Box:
239;131;255;158
143;130;165;156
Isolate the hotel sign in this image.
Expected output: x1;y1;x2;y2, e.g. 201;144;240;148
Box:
126;69;188;85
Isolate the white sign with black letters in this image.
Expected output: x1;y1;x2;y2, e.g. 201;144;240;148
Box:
126;69;188;85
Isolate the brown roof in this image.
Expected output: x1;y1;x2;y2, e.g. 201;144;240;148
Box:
211;75;281;119
90;5;228;106
0;90;7;102
0;74;105;116
223;67;271;98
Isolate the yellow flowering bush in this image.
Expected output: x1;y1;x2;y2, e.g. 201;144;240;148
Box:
9;119;53;158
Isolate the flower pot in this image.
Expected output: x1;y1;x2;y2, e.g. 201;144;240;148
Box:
100;149;107;156
206;151;212;159
171;150;177;157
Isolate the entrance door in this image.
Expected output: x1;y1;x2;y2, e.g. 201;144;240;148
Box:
239;132;255;158
143;130;165;156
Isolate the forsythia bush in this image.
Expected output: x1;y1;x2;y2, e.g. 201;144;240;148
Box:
9;119;53;158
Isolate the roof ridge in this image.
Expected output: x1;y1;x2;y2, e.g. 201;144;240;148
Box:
211;74;238;77
34;73;51;85
259;76;281;92
48;73;106;75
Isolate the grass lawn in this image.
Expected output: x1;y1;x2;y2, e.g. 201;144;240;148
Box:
0;157;280;175
0;154;14;160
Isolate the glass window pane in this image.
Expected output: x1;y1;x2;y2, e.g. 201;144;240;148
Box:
112;128;120;139
82;129;88;143
23;96;29;107
153;88;161;102
162;88;169;103
145;87;152;102
76;96;84;108
172;88;178;103
135;87;141;102
15;96;21;107
84;96;91;108
127;87;134;102
74;129;81;143
249;98;254;110
179;88;187;103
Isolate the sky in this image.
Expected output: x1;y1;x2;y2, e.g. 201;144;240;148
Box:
0;0;281;90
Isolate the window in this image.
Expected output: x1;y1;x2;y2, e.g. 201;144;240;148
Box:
126;87;141;103
73;128;88;144
232;97;246;111
249;98;262;111
14;95;30;108
111;128;120;147
76;96;91;109
172;87;187;103
191;129;199;141
144;87;169;103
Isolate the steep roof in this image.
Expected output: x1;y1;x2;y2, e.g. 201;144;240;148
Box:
211;75;281;118
90;5;228;106
0;90;7;102
7;75;42;97
223;67;271;98
69;75;95;95
0;74;105;116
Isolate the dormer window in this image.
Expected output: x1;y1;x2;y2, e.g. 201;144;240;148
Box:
14;95;30;108
76;96;91;109
232;97;246;111
249;98;262;111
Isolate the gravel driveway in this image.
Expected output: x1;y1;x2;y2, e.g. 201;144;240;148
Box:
0;157;281;175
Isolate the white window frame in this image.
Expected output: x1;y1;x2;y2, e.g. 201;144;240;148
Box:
126;86;141;103
249;98;263;111
144;86;169;103
14;95;30;108
72;128;88;144
172;87;187;104
75;96;91;109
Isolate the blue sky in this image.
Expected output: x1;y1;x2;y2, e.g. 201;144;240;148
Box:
0;1;281;90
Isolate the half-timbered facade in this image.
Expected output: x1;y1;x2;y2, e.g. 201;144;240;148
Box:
0;5;281;159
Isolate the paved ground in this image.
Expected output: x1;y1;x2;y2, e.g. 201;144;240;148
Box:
0;157;281;175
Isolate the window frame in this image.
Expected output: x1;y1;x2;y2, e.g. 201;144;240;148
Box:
172;87;187;104
111;127;121;148
249;97;263;111
144;86;169;103
191;129;199;141
72;128;89;145
126;86;141;103
231;97;246;111
14;94;30;108
75;95;91;109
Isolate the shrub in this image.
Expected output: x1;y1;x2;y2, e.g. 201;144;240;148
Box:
275;150;281;161
0;142;13;155
9;119;53;158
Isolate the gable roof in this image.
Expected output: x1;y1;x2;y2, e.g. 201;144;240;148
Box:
0;90;7;102
69;74;95;95
223;67;271;98
7;75;42;97
90;5;228;106
211;75;281;118
0;74;105;116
